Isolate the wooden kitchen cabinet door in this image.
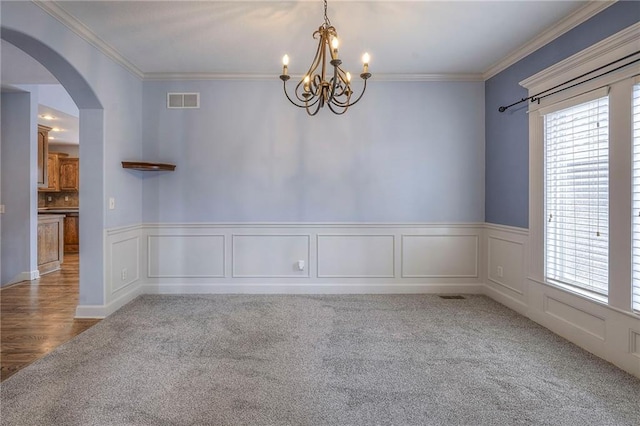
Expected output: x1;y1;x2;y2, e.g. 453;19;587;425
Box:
45;153;60;191
37;125;51;188
59;158;79;191
64;215;79;253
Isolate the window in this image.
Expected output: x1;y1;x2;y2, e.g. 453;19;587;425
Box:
633;83;640;312
524;25;639;313
544;96;609;296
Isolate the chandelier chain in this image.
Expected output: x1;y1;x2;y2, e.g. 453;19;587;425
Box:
323;0;331;26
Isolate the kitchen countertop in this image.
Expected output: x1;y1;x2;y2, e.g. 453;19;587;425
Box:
38;208;79;214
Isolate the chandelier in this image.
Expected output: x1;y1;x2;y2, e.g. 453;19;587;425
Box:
279;0;371;116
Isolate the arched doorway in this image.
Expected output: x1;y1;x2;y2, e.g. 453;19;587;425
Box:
2;28;106;310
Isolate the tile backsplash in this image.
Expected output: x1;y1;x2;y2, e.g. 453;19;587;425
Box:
39;192;79;208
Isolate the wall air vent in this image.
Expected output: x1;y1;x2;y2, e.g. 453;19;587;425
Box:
167;93;200;109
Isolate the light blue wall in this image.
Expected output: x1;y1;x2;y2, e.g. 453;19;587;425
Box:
142;80;485;223
1;90;38;286
2;1;143;230
2;1;144;304
485;1;640;228
36;84;79;117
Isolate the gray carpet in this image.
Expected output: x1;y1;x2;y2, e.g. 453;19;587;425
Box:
1;295;639;425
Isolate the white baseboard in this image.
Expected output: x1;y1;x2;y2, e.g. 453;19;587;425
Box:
143;283;485;295
76;283;143;318
483;284;528;316
2;269;40;287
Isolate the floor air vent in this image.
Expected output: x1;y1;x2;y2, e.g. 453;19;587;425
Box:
439;295;466;300
167;92;200;109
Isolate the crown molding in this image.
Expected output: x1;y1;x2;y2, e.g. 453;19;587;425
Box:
482;0;617;80
33;0;613;84
520;21;639;91
143;72;484;82
32;0;145;80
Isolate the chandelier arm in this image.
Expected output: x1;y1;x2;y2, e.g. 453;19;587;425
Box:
294;79;309;103
341;78;368;108
305;98;323;116
328;93;352;108
327;101;348;115
306;31;325;78
294;80;323;109
283;81;311;109
293;79;321;106
330;68;349;97
328;59;340;104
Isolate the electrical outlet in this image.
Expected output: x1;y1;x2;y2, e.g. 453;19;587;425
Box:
121;268;127;281
109;197;115;210
297;260;305;271
64;196;69;202
47;196;52;202
497;266;504;278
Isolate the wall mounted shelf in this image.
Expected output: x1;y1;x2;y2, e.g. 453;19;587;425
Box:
122;161;176;171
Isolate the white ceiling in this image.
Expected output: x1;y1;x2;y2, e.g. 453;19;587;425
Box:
46;0;592;78
0;1;603;145
38;105;80;145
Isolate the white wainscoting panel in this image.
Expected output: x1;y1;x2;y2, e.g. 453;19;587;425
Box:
148;235;225;278
232;234;309;278
79;225;144;318
111;236;140;294
138;224;484;292
488;236;524;296
543;295;606;340
402;235;477;278
317;235;395;278
632;330;640;358
484;223;640;378
85;222;640;377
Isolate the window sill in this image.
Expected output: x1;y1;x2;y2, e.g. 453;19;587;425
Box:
544;278;608;304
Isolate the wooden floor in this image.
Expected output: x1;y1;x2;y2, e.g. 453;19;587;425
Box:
1;254;101;381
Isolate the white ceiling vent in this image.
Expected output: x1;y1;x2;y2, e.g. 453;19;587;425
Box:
167;92;200;109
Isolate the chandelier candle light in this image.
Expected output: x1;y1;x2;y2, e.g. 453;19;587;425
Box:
279;0;371;115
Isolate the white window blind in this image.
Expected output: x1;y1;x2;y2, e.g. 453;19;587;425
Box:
544;95;609;295
632;83;640;312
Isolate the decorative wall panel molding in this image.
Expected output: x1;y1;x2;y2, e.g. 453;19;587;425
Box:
110;236;140;294
631;330;640;359
317;235;395;278
148;234;225;278
232;234;309;278
487;236;524;295
88;226;144;319
401;235;478;278
82;221;639;378
484;223;640;378
139;223;483;287
543;295;606;341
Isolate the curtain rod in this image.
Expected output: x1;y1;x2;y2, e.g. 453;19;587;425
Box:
498;51;640;113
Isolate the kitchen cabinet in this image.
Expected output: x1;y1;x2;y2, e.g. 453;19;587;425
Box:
37;125;51;188
40;153;79;193
38;214;64;275
59;158;79;191
64;213;79;253
43;153;62;191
